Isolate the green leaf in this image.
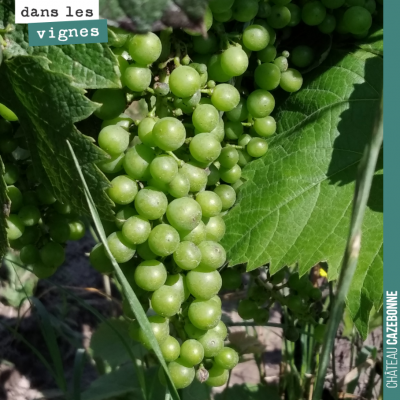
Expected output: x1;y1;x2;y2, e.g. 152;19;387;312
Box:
222;49;382;336
357;24;383;57
90;318;140;369
181;379;211;400
0;156;8;259
67;141;180;400
100;0;208;33
0;56;114;219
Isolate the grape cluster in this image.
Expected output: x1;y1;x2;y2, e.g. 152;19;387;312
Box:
1;117;85;277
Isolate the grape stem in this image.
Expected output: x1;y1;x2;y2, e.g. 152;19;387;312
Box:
166;151;185;167
146;87;155;95
225;144;244;150
200;89;213;95
158;57;174;70
147;105;157;118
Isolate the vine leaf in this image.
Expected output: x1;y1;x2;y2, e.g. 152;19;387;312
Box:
0;156;9;259
222;49;383;338
100;0;208;33
357;24;383;57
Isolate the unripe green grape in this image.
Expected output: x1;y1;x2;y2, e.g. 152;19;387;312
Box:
291;45;314;68
238;299;258;320
254;308;270;324
287;3;301;26
168;173;190;198
137;117;156;147
221;268;242;290
280;68;303;92
225;98;248;122
180;220;207;245
190;133;222;164
204;216;226;242
0;103;18;121
192;104;219;133
274;55;289;72
286;294;305;313
69;220;85;241
167;198;202;232
148;224;180;257
224;120;244;140
18;205;40;226
36;185;57;206
364;0;376;13
221;47;249;77
180;162;208;193
122;215;151;245
208;54;232;83
137;240;158;260
318;14;337;34
135;187;168;220
134;260;167;291
101;113;133;131
232;0;259;22
188;298;221;330
98;153;125;174
40;242;65;268
180;340;204;366
123;64;152;92
152;117;186;151
8;186;22;212
213;9;233;22
153;82;170;96
267;5;291;29
321;0;345;8
215;347;239;370
6;214;25;240
243;24;270;51
128;32;162;65
183;90;201;108
115;206;136;229
187;266;222;299
160;335;180;362
196;191;222;218
49;221;70;243
173;241;202;271
207;164;220;187
166;273;190;302
169;66;201;98
257;45;277;63
107;231;136;263
247;138;268;158
32;262;57;279
174;97;194;115
284;326;300;342
98;125;129;156
90;243;114;274
184;320;207;339
151;285;182;317
199;241;226;270
193;33;218;54
309;287;322;301
108;175;138;206
197;329;224;357
0;134;17;154
343;6;372;34
92;89;126;120
218;147;239;169
254;116;276;137
149;155;178;185
255;62;281;91
138;315;169;349
214;184;236;210
211;84;240;112
302;1;327;26
20;244;40;265
124;144;155;181
247;89;275;119
4;164;19;185
209;0;234;13
168;359;195;389
19;226;40;246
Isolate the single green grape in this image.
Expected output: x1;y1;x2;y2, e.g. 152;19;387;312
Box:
138;315;169;348
220;47;249;77
192;104;220;133
214;184;236;210
6;214;25;240
257;45;277;63
36;184;56;206
204;216;226;242
97;153;125;174
169;66;201;98
123;64;152;92
179;220;207;245
218;147;239;169
214;347;239;370
115;206;137;229
168;172;190;198
247;138;268;158
31;262;58;279
254;308;270;324
134;260;167;291
122;215;151;245
190;133;222;164
302;1;327;26
107;175;138;205
49;220;70;243
128;32;162;65
124;144;155;181
167;359;195;389
183;90;201;108
166;197;203;232
18;205;41;226
150;155;178;184
225;98;248;122
4;164;19;185
160;335;181;362
254;116;276;137
267;5;291;29
98;125;130;156
135;187;168;220
238;299;258;320
291;45;314;68
274;55;289;72
343;6;372;34
280;68;303;92
207;163;220;187
255;63;281;91
20;244;40;265
40;242;65;268
213;9;233;22
19;226;40;246
148;224;180;257
152;117;186;151
196;191;223;218
166;274;190;303
90;243;114;274
188;298;221;330
221;268;242;290
198;241;226;270
69;220;85;241
180;340;204;366
224;120;244;140
287;3;302;26
107;231;136;263
207;54;232;83
247;89;275;119
187;266;222;300
184;320;207;339
173;241;202;270
318;14;337;33
220;164;241;184
197;329;224;357
193;33;218;54
209;0;234;13
180;162;208;193
101;113;133;131
211;84;240;112
92;89;126;120
232;0;259;22
0;103;18;121
243;24;270;51
151;284;182;317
